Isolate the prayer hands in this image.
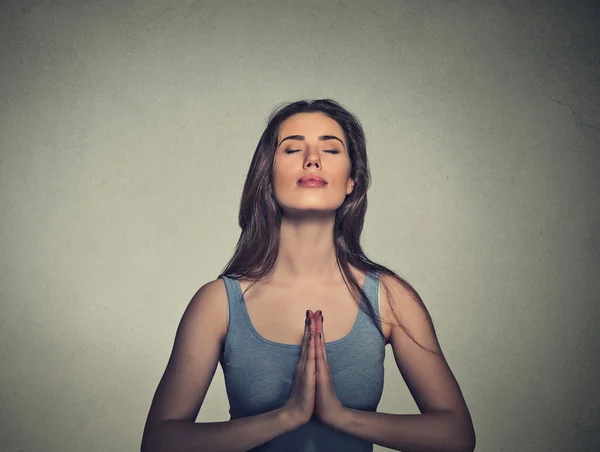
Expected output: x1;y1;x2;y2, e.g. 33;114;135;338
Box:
282;310;345;430
311;310;345;428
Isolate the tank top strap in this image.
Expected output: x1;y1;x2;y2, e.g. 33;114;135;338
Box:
219;275;246;330
361;270;381;318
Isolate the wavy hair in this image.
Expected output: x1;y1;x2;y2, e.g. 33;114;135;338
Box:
218;99;436;353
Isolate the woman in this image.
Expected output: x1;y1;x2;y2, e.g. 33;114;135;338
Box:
141;99;476;452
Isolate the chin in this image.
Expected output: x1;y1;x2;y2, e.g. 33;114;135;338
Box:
279;202;346;216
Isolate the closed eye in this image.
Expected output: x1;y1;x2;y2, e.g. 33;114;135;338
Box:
285;150;340;154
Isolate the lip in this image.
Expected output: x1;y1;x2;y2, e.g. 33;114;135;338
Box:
297;174;327;185
298;180;327;187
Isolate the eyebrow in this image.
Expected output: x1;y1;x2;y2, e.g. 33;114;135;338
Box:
277;135;346;149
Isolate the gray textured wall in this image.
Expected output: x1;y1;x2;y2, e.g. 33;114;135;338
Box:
1;1;599;451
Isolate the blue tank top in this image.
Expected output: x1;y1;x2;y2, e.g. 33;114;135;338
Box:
218;271;385;451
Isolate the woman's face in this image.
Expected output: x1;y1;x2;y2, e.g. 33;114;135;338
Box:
272;112;355;217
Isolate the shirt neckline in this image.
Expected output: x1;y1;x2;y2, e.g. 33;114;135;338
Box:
233;271;372;349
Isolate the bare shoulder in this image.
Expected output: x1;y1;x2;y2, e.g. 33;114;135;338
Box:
379;272;423;306
378;272;436;339
378;272;411;322
378;271;474;446
142;277;232;436
184;277;229;345
193;277;228;302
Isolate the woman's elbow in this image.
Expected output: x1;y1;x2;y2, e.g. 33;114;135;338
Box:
457;429;476;452
140;424;161;452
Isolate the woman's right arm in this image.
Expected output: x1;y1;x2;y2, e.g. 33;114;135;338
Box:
140;279;300;452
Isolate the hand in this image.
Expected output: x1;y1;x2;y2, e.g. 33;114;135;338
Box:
281;310;316;429
312;310;345;428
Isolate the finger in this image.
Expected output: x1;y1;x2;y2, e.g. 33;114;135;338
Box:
315;311;325;354
314;311;329;373
314;320;323;376
307;314;315;369
307;312;316;353
320;322;329;364
301;310;312;366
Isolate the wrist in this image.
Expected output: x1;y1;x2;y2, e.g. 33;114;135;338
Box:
276;407;304;432
323;406;350;431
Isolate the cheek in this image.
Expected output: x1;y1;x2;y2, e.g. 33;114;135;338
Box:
271;169;285;189
272;161;295;184
270;169;292;199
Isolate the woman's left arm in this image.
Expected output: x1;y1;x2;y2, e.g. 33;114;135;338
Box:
330;274;476;452
332;408;474;452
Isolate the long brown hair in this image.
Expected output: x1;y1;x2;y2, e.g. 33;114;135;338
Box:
218;99;437;354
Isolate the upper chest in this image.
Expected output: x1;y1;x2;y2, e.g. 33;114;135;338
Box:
236;272;392;346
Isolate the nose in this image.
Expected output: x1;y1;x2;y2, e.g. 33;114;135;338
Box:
304;152;320;169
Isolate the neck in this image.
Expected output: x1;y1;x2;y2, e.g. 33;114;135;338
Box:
271;214;341;284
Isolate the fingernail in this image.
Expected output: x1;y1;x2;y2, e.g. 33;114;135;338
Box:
306;310;309;318
309;333;313;340
308;317;311;326
321;314;324;323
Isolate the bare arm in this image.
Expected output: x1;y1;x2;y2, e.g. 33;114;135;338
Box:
142;409;298;452
327;274;475;451
331;409;473;452
140;279;300;452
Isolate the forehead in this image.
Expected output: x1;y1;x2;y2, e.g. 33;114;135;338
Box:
278;112;345;139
